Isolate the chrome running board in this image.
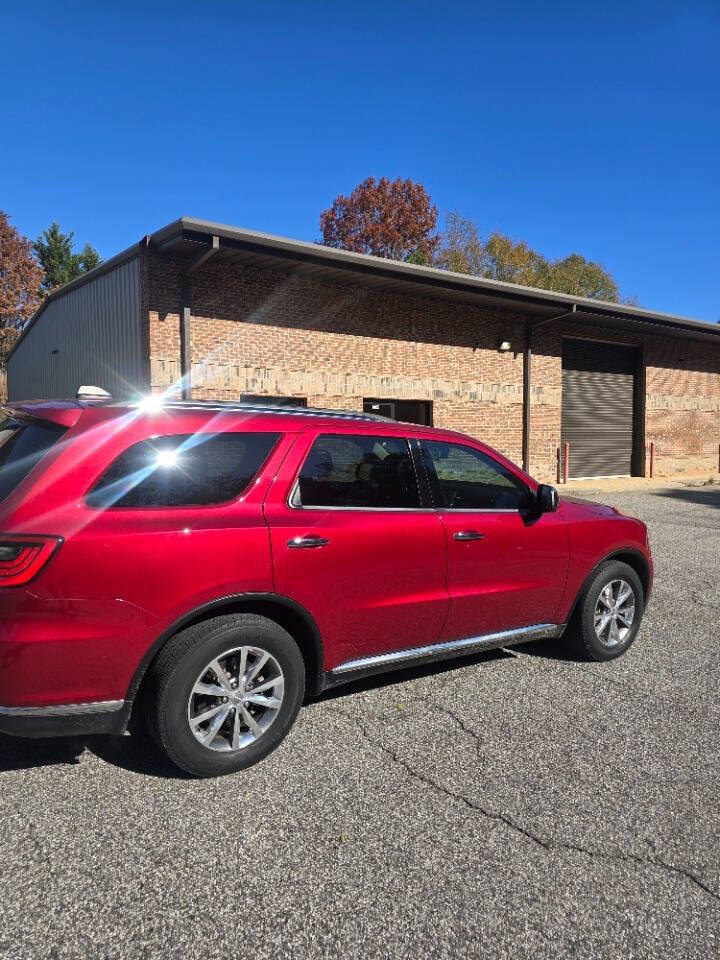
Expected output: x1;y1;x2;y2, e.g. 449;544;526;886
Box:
0;699;124;718
331;623;562;675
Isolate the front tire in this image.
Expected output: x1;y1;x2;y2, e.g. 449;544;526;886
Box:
145;614;305;777
565;560;644;661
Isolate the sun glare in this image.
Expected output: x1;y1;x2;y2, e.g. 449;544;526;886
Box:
155;449;179;469
139;395;165;414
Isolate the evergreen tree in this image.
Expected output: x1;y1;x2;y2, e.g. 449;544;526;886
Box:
34;222;101;294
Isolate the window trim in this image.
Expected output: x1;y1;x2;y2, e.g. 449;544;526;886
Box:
419;438;534;514
85;431;282;511
288;432;432;512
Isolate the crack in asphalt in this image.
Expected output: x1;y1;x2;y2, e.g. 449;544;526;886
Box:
689;591;720;609
329;706;720;906
421;698;485;746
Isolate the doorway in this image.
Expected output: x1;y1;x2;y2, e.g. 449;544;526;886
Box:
363;398;433;425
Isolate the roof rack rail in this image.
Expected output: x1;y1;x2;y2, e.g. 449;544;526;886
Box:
130;399;390;422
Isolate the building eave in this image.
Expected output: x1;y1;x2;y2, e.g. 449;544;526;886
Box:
8;215;719;366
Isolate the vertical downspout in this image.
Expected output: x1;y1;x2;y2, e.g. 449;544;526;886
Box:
180;275;192;400
522;324;531;473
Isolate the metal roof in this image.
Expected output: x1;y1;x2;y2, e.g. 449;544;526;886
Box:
10;215;720;359
148;217;720;342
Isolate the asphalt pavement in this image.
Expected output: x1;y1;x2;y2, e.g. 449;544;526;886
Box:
1;485;718;959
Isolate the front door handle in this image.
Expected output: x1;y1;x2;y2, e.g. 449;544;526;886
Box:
287;535;330;549
453;530;485;541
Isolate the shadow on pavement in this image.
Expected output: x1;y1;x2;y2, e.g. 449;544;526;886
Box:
0;639;582;778
311;646;517;704
654;486;720;509
511;636;586;663
0;733;87;771
0;724;188;780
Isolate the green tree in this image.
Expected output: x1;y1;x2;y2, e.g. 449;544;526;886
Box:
405;249;431;266
434;211;485;275
542;252;619;302
34;222;101;294
481;231;547;286
435;213;623;302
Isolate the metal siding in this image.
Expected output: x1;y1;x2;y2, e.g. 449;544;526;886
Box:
7;257;144;401
561;339;637;479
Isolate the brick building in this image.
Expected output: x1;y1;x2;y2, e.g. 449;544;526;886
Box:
7;216;720;481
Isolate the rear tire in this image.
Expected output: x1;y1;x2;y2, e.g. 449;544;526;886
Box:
145;614;305;777
565;560;644;661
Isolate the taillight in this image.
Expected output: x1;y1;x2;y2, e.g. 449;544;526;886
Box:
0;535;62;587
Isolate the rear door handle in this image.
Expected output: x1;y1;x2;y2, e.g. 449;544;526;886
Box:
287;535;330;549
453;530;485;541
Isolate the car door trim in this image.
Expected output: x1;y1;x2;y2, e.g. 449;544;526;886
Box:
331;623;563;674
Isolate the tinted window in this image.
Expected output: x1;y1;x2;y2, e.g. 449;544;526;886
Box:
88;432;280;508
295;434;421;509
422;441;531;511
241;395;307;407
0;420;68;502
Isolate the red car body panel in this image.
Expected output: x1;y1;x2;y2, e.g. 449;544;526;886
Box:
437;509;570;639
556;498;653;621
264;430;449;670
0;400;653;724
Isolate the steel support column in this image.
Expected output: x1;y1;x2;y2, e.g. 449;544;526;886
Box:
522;306;577;475
179;236;219;399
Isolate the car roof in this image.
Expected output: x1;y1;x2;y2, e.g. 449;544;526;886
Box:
2;397;479;444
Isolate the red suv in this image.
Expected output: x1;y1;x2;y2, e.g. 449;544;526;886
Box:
0;397;652;777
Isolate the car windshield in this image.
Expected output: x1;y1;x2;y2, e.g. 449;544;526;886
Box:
0;418;68;502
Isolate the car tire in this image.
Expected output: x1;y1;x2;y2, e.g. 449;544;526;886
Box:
565;560;645;662
145;613;305;777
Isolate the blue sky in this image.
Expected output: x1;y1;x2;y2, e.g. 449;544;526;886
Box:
2;1;719;321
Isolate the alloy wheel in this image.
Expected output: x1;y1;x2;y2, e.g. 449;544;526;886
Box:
187;645;284;752
593;579;636;647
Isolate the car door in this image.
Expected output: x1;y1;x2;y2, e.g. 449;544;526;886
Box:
264;430;450;671
419;439;570;641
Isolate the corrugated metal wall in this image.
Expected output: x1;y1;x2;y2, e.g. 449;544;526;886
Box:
7;255;146;400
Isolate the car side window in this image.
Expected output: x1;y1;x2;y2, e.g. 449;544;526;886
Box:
87;432;280;508
421;440;532;511
294;434;421;509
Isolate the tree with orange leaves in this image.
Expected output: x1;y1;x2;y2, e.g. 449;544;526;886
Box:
0;211;44;334
320;176;438;262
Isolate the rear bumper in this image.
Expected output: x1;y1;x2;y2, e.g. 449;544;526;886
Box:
0;699;127;738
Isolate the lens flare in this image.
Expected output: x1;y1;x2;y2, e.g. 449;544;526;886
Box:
155;449;179;469
139;395;165;414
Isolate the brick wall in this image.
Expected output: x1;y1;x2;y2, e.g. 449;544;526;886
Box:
534;322;720;478
144;249;720;481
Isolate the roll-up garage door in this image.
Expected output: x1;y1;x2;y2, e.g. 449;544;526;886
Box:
561;339;637;479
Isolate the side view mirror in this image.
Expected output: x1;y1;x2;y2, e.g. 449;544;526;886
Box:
536;483;559;513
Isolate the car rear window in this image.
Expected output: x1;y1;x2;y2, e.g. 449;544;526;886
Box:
0;419;68;502
87;432;280;508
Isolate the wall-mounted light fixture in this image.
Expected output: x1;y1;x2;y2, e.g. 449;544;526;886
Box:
498;340;513;352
